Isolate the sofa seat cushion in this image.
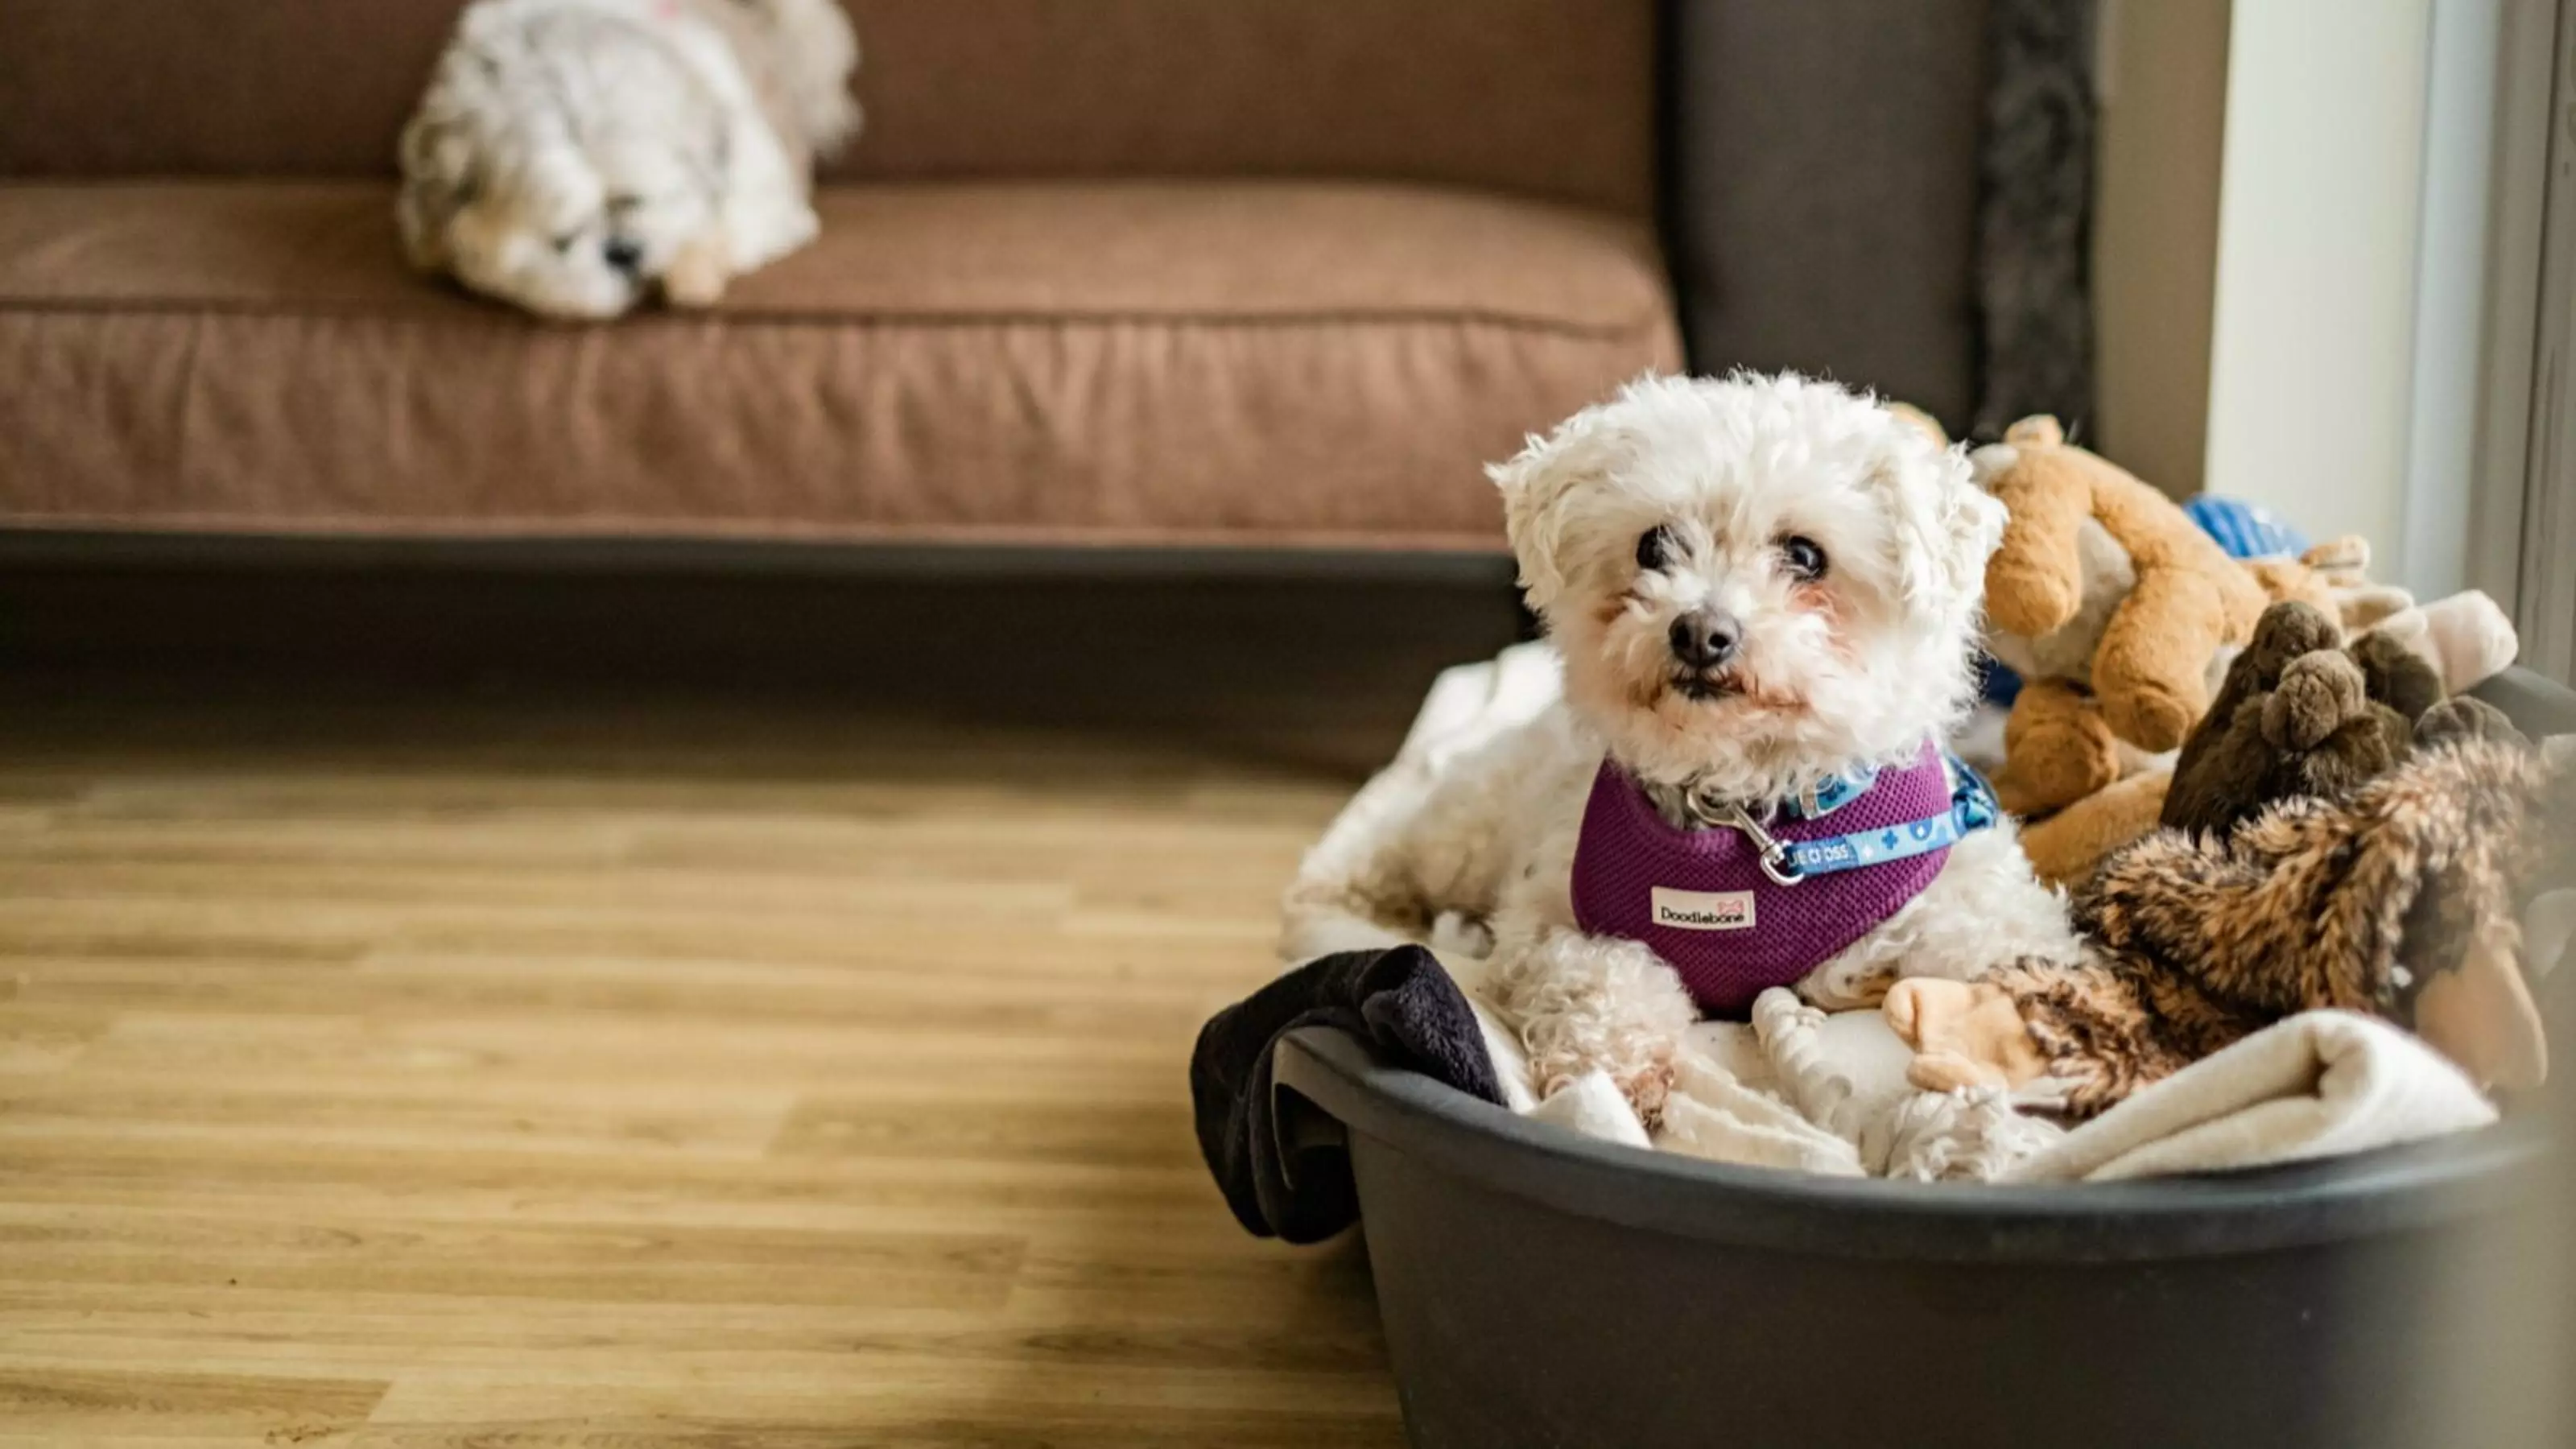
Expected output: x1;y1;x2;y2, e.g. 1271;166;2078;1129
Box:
0;180;1680;551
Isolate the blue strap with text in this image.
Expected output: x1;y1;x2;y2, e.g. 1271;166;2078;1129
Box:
1778;754;1998;879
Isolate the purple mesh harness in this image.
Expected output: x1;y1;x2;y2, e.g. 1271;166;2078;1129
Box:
1569;742;1990;1017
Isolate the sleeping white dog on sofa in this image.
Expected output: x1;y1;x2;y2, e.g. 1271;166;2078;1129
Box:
398;0;860;319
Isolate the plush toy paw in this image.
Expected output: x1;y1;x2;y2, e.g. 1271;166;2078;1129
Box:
2292;536;2418;633
1885;979;2050;1094
1986;557;2088;641
1996;681;2122;816
2101;678;2202;757
2263;653;2371;752
1995;738;2120;818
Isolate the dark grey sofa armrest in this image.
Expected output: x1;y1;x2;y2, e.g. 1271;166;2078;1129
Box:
2475;667;2576;739
1660;0;1991;431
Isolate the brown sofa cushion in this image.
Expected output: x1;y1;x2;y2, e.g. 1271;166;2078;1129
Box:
0;1;1654;215
0;181;1680;549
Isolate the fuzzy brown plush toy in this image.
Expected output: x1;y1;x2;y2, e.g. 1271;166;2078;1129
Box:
2157;600;2518;840
1887;738;2566;1114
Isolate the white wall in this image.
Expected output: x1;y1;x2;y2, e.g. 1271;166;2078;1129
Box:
2202;0;2434;575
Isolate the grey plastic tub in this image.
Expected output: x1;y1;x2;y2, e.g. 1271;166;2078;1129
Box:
1270;667;2576;1449
1276;1030;2550;1449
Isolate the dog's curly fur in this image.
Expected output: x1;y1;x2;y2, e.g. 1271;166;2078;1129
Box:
1282;373;2086;1121
400;0;859;318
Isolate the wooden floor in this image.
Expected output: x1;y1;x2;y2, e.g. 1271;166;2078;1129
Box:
0;569;1520;1447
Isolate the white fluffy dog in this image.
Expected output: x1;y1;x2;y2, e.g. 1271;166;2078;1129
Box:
399;0;860;319
1285;374;2083;1121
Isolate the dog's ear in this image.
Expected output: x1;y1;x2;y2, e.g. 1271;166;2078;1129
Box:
1872;429;2004;617
1487;397;1634;614
396;114;479;272
1487;442;1575;613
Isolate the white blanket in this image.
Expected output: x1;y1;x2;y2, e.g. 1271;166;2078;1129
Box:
1305;644;2502;1183
2007;1010;2496;1182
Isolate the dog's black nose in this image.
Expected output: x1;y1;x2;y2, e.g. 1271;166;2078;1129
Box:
602;237;646;276
1668;609;1741;670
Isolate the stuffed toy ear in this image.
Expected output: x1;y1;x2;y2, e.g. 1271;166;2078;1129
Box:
2005;415;2066;450
2413;926;2549;1092
1885;978;2050;1093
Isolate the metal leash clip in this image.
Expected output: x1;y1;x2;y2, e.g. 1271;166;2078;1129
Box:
1703;799;1806;887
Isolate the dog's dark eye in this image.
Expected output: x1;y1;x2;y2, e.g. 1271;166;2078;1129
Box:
1635;525;1679;572
1779;535;1828;581
551;230;580;254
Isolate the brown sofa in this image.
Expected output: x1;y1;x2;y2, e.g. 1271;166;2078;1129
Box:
0;1;1992;559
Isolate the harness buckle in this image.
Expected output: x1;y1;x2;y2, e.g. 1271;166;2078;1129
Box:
1709;801;1806;887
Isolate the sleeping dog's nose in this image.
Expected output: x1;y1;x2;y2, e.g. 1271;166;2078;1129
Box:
1668;609;1742;670
602;237;646;276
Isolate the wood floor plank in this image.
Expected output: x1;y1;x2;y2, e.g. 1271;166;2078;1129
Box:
0;637;1429;1447
0;1204;1025;1311
0;1364;388;1446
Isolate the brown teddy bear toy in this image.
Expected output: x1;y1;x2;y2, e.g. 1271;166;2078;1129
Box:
1975;416;2273;818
